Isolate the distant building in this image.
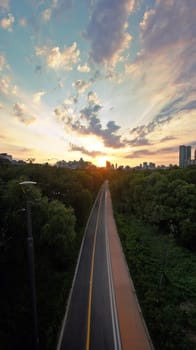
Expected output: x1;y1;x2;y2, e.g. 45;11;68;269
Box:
149;162;156;169
142;162;156;169
188;159;196;166
188;148;196;166
143;162;148;169
55;158;93;169
179;145;191;168
106;161;111;169
0;153;12;162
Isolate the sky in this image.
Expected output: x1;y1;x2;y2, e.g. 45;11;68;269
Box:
0;0;195;167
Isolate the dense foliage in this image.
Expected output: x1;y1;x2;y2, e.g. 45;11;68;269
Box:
1;163;195;350
0;163;107;350
109;166;196;349
110;167;196;251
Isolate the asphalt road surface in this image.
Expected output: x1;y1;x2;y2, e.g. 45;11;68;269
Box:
57;182;121;350
57;181;154;350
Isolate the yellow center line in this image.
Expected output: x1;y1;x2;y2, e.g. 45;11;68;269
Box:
85;190;103;350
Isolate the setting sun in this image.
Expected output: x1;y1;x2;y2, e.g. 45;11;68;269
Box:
96;156;108;167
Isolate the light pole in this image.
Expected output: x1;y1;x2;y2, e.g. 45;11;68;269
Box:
19;181;39;350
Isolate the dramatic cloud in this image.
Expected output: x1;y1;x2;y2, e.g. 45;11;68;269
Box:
13;103;36;125
125;145;178;159
126;137;151;147
125;149;154;158
141;0;195;88
0;13;14;31
78;102;123;148
128;106;175;145
132;144;180;159
140;1;195;53
125;0;196;143
72;80;91;94
69;144;105;157
86;0;134;66
35;42;80;70
54;92;123;148
160;136;177;143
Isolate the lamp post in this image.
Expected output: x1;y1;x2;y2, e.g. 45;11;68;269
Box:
19;181;39;350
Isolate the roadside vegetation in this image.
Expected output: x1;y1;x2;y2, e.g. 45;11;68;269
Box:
109;166;196;350
0;162;106;350
0;162;195;349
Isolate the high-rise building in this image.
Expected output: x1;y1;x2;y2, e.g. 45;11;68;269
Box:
179;145;191;168
106;161;111;169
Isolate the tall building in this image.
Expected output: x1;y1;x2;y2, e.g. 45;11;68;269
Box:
106;161;111;169
179;145;191;168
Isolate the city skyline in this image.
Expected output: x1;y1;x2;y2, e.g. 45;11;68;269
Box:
0;0;196;167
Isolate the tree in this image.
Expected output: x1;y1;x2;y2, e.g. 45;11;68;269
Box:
41;200;76;267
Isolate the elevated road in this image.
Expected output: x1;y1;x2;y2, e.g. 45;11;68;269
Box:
57;182;154;350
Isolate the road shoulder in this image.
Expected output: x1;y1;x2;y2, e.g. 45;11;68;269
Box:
106;187;154;350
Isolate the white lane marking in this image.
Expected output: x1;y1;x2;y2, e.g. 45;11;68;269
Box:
104;184;122;350
86;189;104;350
56;188;102;350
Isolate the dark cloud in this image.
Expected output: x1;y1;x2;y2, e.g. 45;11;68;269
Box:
79;103;123;148
129;120;157;143
128;94;195;145
85;0;134;65
81;103;102;118
126;137;151;147
138;0;196;99
55;91;124;149
160;136;177;143
125;145;179;159
160;146;179;154
125;149;154;158
155;96;196;125
158;97;183;116
181;100;196;112
69;144;105;157
126;100;195;149
124;0;196;142
141;1;195;53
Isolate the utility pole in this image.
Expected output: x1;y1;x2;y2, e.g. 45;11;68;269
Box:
19;181;39;350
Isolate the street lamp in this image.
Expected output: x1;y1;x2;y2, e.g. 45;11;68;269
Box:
19;181;39;350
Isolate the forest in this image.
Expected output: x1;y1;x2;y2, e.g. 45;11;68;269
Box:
0;162;195;350
109;166;196;350
0;162;106;350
